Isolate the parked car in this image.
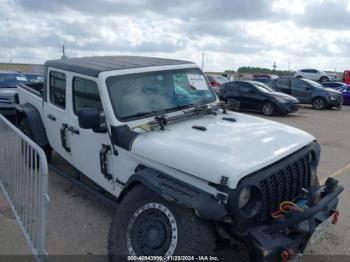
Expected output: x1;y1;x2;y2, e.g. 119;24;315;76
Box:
343;70;350;84
220;80;299;116
321;81;346;89
253;77;273;85
294;69;336;82
0;71;28;122
253;74;279;80
23;73;43;83
206;74;229;94
338;85;350;105
270;77;343;109
15;56;343;261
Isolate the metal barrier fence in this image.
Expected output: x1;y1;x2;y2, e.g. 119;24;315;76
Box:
0;114;49;262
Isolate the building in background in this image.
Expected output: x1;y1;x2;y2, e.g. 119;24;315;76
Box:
0;63;44;74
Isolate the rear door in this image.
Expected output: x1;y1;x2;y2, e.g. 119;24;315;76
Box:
238;82;260;111
309;69;320;81
43;69;72;162
222;82;240;101
291;79;313;103
276;78;291;94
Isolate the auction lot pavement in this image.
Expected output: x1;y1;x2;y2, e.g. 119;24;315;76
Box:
1;105;350;260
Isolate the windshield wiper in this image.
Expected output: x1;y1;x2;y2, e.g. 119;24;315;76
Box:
122;111;159;120
165;103;195;112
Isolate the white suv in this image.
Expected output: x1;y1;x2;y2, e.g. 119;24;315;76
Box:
294;69;336;82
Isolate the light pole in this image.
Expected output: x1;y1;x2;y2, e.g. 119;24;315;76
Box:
201;52;205;71
6;18;13;63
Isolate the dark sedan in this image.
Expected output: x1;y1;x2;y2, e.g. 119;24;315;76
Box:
220;80;299;116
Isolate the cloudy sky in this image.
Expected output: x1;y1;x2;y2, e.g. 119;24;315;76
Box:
0;0;349;72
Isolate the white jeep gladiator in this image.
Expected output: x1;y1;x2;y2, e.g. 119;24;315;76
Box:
15;56;342;261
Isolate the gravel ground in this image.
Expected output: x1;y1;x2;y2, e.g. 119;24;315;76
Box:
0;105;349;261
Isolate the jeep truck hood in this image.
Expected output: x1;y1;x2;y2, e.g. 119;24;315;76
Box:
131;112;315;188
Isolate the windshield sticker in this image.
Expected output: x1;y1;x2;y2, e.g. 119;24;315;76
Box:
187;74;208;90
16;76;27;81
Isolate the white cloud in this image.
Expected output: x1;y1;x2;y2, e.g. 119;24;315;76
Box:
272;0;305;14
0;0;348;72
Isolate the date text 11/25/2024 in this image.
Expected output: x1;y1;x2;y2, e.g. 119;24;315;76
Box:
127;256;220;261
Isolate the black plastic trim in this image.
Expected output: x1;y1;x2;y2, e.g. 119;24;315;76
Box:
110;125;138;151
15;103;49;146
126;168;228;221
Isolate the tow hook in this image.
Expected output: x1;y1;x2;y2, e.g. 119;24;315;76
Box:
331;210;339;224
280;249;294;262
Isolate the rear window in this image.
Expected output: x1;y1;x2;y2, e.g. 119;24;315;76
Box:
239;83;255;93
277;78;291;94
49;71;66;109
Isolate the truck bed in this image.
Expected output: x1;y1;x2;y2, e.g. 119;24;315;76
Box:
18;83;44;98
17;83;44;119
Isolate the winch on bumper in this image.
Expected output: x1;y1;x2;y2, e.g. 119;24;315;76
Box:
248;177;343;261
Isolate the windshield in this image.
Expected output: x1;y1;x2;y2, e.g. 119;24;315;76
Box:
252;81;275;93
25;74;43;83
106;68;217;121
0;73;28;88
302;79;324;88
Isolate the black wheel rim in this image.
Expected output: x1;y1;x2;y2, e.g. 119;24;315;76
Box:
126;203;178;256
313;99;324;109
263;103;273;115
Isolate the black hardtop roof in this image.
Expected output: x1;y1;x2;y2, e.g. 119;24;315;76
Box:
45;56;195;77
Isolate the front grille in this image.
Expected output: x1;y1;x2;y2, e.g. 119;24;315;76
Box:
258;153;311;222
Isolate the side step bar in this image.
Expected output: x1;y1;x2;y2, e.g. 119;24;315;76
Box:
48;164;118;209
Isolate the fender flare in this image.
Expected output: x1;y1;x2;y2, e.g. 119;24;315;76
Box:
125;168;228;221
15;103;49;146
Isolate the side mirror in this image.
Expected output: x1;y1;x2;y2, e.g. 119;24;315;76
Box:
77;108;100;130
306;86;312;91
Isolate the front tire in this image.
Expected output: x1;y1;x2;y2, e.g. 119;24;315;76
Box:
108;185;215;261
262;102;275;116
312;97;326;110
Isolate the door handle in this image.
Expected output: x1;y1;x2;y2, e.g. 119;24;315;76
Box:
68;126;80;135
47;114;56;121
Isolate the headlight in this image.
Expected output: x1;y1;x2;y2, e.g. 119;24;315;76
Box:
238;187;251;209
237;186;262;218
274;97;288;103
329;94;337;101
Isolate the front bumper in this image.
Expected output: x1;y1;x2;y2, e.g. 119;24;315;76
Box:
326;95;344;107
277;102;300;114
247;181;343;261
